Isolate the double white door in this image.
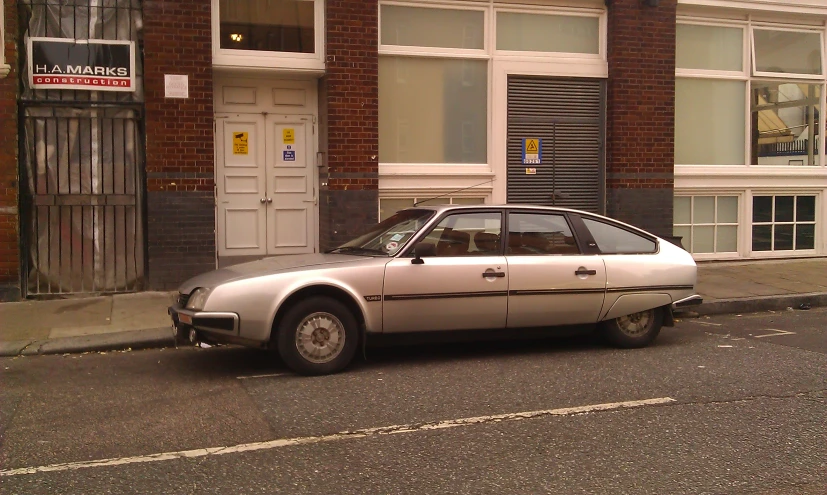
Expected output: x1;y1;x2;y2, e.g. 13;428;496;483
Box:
216;113;317;257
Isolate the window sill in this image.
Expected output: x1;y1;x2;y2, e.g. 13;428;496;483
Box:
0;64;10;78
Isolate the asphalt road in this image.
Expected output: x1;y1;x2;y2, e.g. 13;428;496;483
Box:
1;309;826;494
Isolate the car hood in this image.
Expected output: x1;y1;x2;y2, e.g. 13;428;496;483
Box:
178;253;373;294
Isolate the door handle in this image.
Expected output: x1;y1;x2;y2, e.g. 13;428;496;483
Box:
482;271;506;278
575;268;597;276
266;197;273;203
303;197;317;204
260;198;266;203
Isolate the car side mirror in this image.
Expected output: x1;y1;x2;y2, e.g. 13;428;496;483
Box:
411;242;436;265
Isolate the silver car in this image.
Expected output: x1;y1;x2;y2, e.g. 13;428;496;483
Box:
169;205;701;375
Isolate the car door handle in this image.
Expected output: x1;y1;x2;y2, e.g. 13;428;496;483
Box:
575;269;597;276
482;272;506;278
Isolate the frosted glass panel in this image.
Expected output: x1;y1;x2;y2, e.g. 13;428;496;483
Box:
717;226;738;252
677;24;743;71
380;57;488;163
676;78;746;165
380;198;415;221
381;5;484;49
673;226;691;251
674;197;690;224
718;196;738;223
497;13;599;54
694;196;715;223
694;226;715;253
754;29;822;75
453;197;485;205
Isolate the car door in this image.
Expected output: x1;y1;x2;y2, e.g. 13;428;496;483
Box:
505;211;606;328
382;210;508;333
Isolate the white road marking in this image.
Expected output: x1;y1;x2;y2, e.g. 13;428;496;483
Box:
754;328;796;339
1;397;675;477
691;321;722;327
236;373;287;380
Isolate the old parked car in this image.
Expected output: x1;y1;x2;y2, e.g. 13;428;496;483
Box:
169;205;701;375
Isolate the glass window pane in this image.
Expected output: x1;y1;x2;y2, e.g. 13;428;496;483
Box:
507;213;578;255
422;212;502;257
219;0;315;53
582;218;656;254
673;226;691;251
381;5;484;49
676;78;746;165
693;226;715;253
753;196;773;223
677;24;743;71
796;196;815;221
774;224;794;250
796;224;815;250
717;225;738;252
379;198;414;222
752;82;821;166
452;197;486;205
497;13;599;54
717;196;739;223
380;57;487;163
774;196;794;222
674;197;691;224
754;29;822;75
752;225;772;251
694;196;715;223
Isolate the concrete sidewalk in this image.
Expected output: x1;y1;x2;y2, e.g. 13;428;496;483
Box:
1;258;826;357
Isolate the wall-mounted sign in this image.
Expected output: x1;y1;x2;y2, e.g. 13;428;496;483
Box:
27;37;136;92
233;132;249;155
164;74;189;99
522;138;542;165
525;168;537;175
283;128;295;145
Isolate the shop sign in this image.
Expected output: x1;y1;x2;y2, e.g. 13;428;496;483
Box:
27;37;136;92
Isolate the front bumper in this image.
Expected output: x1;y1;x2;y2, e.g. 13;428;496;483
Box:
168;305;240;344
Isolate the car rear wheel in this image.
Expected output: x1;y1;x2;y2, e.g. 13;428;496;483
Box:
600;307;663;348
277;296;359;375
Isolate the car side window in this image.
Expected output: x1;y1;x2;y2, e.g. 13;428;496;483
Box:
581;217;657;254
506;213;580;255
419;212;502;257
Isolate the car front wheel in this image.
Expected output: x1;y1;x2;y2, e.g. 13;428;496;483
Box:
277;296;359;375
600;307;663;348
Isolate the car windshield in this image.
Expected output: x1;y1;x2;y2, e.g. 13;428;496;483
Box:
329;209;435;256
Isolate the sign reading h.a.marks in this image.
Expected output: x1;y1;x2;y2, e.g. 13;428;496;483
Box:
27;37;136;92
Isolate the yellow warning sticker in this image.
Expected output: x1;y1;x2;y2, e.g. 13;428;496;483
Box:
522;138;541;164
525;139;539;153
283;128;295;145
232;132;248;155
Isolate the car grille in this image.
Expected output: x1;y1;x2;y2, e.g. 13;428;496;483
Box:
177;293;190;307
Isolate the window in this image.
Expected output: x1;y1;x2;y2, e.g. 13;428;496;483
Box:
676;24;743;72
582;218;656;254
673;196;739;254
496;12;599;54
752;195;816;251
381;5;484;50
752;29;823;78
379;197;485;222
751;82;820;166
676;78;746;165
419;212;502;257
506;213;579;255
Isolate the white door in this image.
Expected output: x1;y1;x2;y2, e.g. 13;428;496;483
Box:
216;113;317;257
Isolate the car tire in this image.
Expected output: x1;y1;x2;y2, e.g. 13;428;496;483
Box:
600;307;663;348
277;296;359;375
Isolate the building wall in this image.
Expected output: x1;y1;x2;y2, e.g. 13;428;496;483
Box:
0;0;20;301
606;0;677;238
143;0;216;290
320;0;379;250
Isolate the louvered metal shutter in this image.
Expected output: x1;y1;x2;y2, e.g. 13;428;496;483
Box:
506;77;605;214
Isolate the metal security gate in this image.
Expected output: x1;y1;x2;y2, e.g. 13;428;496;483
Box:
506;77;605;213
19;0;145;296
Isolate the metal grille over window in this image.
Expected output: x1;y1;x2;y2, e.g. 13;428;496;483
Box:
19;0;145;295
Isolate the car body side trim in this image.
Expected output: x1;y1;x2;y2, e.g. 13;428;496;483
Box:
384;291;509;301
509;288;605;296
606;285;694;293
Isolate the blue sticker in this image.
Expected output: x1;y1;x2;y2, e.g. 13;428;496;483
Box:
283;150;296;161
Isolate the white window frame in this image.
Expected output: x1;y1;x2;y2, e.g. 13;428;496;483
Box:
378;1;490;57
0;0;9;78
673;194;741;258
750;25;825;80
211;0;325;72
748;192;819;256
493;7;606;62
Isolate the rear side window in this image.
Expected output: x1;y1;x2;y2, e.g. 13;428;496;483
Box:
582;218;656;254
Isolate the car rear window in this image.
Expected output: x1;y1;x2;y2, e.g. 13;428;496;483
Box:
582;218;657;254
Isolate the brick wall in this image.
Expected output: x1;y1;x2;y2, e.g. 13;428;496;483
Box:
606;0;677;238
143;0;215;290
321;0;379;250
0;0;20;300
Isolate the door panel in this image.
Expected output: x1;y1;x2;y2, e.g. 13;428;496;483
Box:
216;114;266;256
382;256;509;333
266;116;316;255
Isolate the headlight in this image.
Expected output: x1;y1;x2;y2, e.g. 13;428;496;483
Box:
186;287;212;311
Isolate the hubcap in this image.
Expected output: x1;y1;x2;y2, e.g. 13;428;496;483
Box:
295;312;346;364
616;310;652;337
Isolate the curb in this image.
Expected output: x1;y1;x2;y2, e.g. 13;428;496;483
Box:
0;328;176;357
677;292;827;317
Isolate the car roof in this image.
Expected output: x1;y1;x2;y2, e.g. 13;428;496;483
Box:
409;204;591;215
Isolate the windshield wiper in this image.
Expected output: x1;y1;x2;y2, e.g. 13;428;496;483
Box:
327;246;387;256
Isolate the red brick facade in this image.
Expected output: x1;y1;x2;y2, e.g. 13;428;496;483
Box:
143;0;216;289
0;0;20;300
606;0;677;237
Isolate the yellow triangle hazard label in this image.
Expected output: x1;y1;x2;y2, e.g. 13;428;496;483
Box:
526;139;538;152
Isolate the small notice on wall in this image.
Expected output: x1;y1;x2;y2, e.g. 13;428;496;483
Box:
522;138;542;165
283;128;295;145
164;74;189;99
233;132;249;155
